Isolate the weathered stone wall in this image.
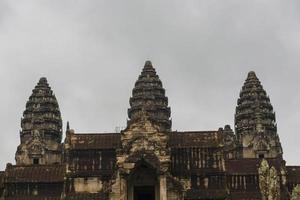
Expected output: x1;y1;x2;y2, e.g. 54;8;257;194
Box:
15;148;62;165
259;159;280;200
241;132;282;159
73;177;103;193
15;78;63;166
291;185;300;200
110;115;183;200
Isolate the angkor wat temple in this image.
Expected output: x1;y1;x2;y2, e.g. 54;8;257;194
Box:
0;61;300;200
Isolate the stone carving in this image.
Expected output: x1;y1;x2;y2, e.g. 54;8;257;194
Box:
118;109;170;175
280;167;287;186
222;125;235;146
110;63;183;199
15;77;62;165
3;64;294;200
127;61;171;132
291;185;300;200
235;71;282;159
258;159;280;200
180;178;191;191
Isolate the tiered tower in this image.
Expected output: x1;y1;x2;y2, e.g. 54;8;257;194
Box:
15;77;63;165
111;61;176;200
127;61;171;132
235;71;282;159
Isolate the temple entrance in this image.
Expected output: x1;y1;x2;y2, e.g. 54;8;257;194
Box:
134;186;155;200
127;160;158;200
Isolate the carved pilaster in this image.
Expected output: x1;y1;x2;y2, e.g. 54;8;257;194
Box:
159;175;167;200
110;172;128;200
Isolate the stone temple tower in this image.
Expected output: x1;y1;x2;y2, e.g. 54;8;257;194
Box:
110;61;179;200
127;60;171;132
235;71;282;159
15;77;63;165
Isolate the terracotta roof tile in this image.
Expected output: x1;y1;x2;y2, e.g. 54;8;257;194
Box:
287;166;300;183
226;158;283;174
5;197;61;200
169;131;222;148
186;189;227;199
66;192;108;200
6;164;65;183
69;131;223;149
70;133;120;150
230;191;261;199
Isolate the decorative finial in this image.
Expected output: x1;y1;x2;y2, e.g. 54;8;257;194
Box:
39;77;48;83
145;60;152;67
143;60;155;71
224;125;231;131
247;71;257;79
66;121;70;131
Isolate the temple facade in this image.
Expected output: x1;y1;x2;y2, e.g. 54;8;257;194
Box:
0;61;299;200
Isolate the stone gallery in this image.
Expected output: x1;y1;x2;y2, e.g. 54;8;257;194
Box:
0;61;299;200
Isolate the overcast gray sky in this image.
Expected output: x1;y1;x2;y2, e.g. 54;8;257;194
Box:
0;0;300;170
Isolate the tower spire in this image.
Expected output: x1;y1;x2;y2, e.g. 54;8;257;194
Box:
15;77;63;165
235;71;282;158
235;71;276;136
66;121;70;131
143;60;154;69
127;61;171;131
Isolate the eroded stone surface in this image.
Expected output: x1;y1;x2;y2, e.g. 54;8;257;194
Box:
291;185;300;200
15;77;62;166
235;72;282;159
110;112;183;200
1;64;299;200
259;159;280;200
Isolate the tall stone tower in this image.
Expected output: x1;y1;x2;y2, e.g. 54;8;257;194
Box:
235;71;282;159
15;77;63;165
127;60;171;132
110;61;181;200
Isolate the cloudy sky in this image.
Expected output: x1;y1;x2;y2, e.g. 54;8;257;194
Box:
0;0;300;170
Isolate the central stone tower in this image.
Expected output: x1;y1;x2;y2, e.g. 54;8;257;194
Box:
110;61;182;200
127;60;171;132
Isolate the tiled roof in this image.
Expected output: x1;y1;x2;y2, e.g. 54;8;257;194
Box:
230;191;261;200
226;158;283;174
287;166;300;183
186;189;227;199
6;164;65;183
66;192;108;200
169;131;222;148
5;197;61;200
70;133;120;150
0;171;4;187
69;131;223;150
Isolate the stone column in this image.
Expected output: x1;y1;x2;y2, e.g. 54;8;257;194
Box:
110;173;128;200
159;175;167;200
120;176;127;200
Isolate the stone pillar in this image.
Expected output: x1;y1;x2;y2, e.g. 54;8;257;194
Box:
159;175;167;200
120;176;127;200
110;173;128;200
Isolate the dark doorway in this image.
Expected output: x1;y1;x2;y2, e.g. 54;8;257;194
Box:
33;158;39;165
259;154;265;159
134;186;155;200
